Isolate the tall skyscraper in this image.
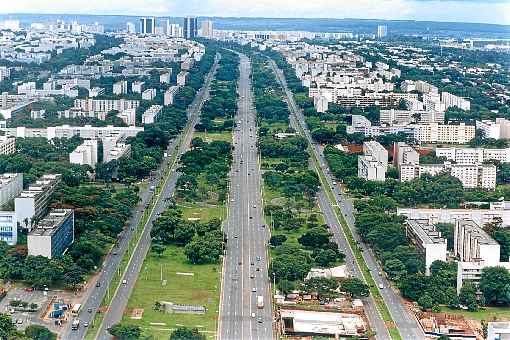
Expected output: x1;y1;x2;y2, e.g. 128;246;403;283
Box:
126;22;136;34
201;20;214;38
183;16;198;39
140;17;155;34
377;25;388;39
166;20;182;37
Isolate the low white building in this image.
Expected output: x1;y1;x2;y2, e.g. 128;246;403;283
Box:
487;321;510;340
132;81;144;94
457;260;510;294
177;71;189;86
476;118;510;140
142;88;156;101
436;147;510;164
113;80;128;95
164;86;179;106
0;136;15;155
358;141;388;181
142;105;162;125
117;108;136;126
397;207;510;227
69;140;98;168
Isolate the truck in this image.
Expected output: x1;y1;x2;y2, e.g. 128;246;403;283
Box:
256;295;264;309
71;319;80;330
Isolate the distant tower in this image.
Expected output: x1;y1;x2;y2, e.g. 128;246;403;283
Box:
201;20;214;38
183;16;198;39
377;25;388;39
140;17;155;34
126;22;136;34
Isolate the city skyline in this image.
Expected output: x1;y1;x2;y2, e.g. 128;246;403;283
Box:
0;0;509;25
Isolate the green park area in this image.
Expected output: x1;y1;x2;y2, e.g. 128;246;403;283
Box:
120;206;224;339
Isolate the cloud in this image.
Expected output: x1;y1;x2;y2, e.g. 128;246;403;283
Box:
0;0;509;25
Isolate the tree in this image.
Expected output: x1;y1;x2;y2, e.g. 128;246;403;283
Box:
479;266;510;306
151;243;166;258
269;235;287;247
298;227;331;248
418;293;434;310
384;259;407;280
0;313;16;339
107;323;141;340
169;327;206;340
459;282;479;311
341;278;369;298
25;325;56;340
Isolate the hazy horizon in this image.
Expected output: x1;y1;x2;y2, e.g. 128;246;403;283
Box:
0;0;509;25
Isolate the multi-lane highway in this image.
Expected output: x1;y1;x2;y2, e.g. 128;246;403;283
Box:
270;59;424;340
218;54;273;340
63;54;220;340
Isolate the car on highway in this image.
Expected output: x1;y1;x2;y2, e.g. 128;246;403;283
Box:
252;287;256;292
250;261;254;265
122;279;127;284
238;261;242;265
96;282;101;287
251;312;256;318
378;284;384;289
87;308;92;313
84;322;89;327
250;274;255;279
256;267;260;271
256;256;261;261
257;317;263;323
16;319;23;324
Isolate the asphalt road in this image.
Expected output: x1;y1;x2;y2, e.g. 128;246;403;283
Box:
270;60;424;340
217;54;273;340
62;54;221;340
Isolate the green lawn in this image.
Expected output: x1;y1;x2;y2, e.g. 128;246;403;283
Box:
121;245;221;339
194;131;232;143
439;306;510;321
118;204;224;339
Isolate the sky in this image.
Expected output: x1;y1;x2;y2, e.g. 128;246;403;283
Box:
0;0;509;25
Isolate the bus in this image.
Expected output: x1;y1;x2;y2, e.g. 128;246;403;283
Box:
71;304;82;316
256;296;264;309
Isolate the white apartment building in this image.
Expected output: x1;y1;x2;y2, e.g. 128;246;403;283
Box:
401;162;496;190
0;136;15;155
2;125;143;140
117;108;136;126
89;87;105;98
142;88;156;101
441;92;471;111
454;219;500;264
113;80;128;95
397;207;510;227
457;260;510;294
164;86;179;106
142;105;163;125
379;109;444;126
414;80;438;94
314;96;328;113
476;118;510;140
177;71;189;86
103;141;131;163
15;174;62;230
358;141;388;181
73;98;140;113
405;219;447;275
393;142;419;170
436;147;510;164
0;211;17;245
0;173;23;207
160;71;172;84
132;81;145;93
487;322;510;340
69;140;98;168
28;209;74;259
423;93;446;112
413;123;475;144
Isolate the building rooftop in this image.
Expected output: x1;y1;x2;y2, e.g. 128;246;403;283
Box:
29;209;73;237
280;309;365;336
407;219;447;245
0;173;21;187
457;219;499;246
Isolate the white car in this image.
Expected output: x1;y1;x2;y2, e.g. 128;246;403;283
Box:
122;279;127;284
